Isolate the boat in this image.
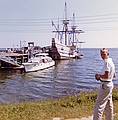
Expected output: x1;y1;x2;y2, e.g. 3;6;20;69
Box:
49;2;84;60
0;56;24;69
22;53;55;72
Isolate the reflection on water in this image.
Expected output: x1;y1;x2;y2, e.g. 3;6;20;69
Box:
0;48;118;104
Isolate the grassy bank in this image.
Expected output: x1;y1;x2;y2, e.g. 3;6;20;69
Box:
0;88;118;120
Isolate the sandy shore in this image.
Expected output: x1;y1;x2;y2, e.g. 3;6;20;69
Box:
65;116;93;120
53;113;117;120
53;116;93;120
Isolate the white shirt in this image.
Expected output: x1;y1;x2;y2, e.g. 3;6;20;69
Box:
101;58;115;82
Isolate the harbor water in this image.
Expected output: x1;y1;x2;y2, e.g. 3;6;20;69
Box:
0;48;118;104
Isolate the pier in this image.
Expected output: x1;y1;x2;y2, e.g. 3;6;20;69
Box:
0;52;28;64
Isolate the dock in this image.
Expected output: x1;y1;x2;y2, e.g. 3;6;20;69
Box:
0;52;28;64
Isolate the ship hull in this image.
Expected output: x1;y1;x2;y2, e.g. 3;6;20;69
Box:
49;38;81;60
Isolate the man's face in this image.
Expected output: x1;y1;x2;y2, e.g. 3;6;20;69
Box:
100;51;108;59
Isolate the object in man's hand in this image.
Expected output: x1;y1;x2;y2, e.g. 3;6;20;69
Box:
95;74;100;80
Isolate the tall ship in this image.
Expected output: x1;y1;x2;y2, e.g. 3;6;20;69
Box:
49;2;84;60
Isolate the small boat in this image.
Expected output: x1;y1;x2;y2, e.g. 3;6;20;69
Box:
22;53;55;72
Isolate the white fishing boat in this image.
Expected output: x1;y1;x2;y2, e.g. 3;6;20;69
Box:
22;53;55;72
49;2;84;60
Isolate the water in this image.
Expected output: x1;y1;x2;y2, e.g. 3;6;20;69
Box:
0;48;118;104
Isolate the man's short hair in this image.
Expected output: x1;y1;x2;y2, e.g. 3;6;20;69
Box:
100;48;109;55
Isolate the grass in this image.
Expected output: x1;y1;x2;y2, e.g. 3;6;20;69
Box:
0;88;118;120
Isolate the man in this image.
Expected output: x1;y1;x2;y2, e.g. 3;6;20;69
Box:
93;48;115;120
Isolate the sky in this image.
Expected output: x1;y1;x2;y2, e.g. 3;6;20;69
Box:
0;0;118;48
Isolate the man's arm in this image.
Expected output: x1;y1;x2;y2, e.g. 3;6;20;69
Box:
100;71;109;80
95;71;109;81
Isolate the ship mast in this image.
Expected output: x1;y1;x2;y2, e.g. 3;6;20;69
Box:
63;2;69;45
71;13;76;44
52;2;84;46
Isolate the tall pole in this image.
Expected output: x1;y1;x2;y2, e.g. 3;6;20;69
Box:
20;40;22;50
58;17;60;41
71;13;76;44
63;2;69;45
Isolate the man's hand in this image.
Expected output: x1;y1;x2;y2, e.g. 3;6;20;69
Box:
95;74;100;80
